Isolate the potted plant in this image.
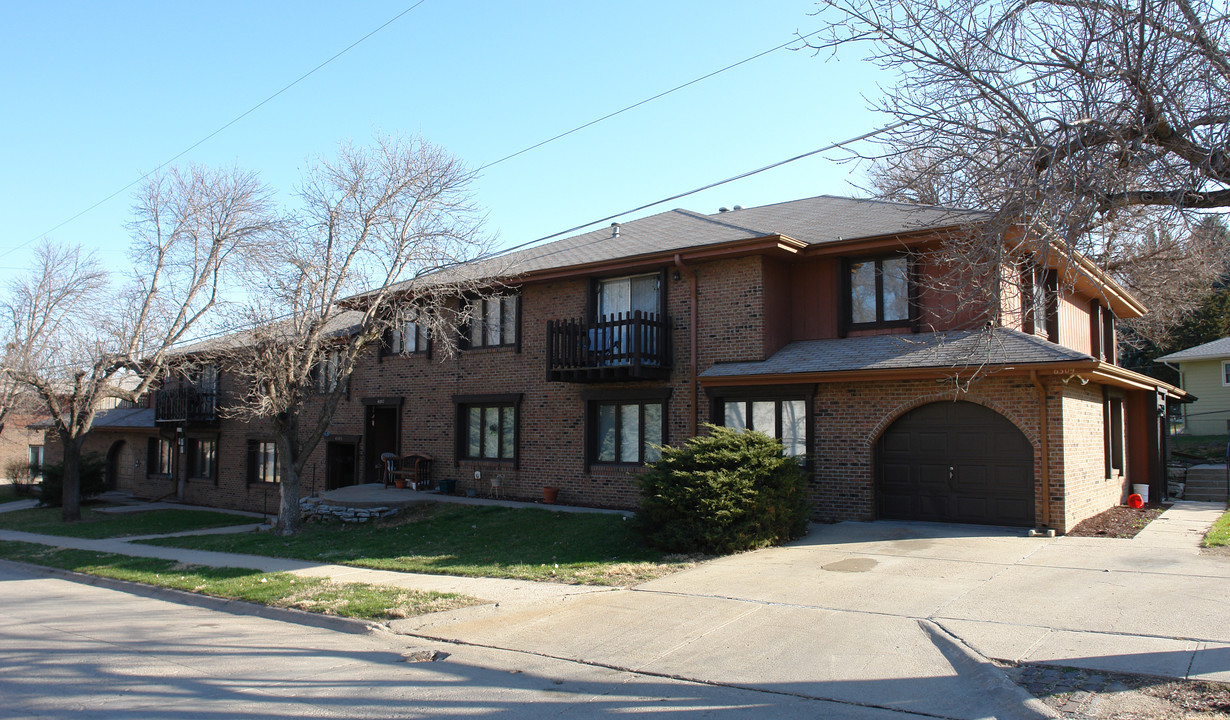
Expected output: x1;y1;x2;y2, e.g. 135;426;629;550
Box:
543;486;560;504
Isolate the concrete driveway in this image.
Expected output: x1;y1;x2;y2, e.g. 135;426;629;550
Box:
394;501;1230;720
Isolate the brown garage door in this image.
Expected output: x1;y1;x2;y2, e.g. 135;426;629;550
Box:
876;401;1035;527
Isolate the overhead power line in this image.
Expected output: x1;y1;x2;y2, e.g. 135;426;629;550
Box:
1;0;431;261
476;29;828;173
6;21;822;264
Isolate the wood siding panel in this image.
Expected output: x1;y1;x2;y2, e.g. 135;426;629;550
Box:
1058;291;1093;355
762;257;793;357
790;258;839;340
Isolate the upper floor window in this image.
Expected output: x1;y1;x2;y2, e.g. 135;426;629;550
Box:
467;294;519;348
1222;360;1230;387
389;310;429;354
1022;265;1058;342
597;273;660;319
196;365;218;395
848;255;911;327
316;349;342;393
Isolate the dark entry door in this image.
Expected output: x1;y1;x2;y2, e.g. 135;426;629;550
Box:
364;406;399;484
877;401;1035;527
105;441;125;490
326;441;357;490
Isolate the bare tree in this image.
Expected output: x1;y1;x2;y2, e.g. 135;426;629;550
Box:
816;0;1230;322
1;166;276;520
215;135;490;536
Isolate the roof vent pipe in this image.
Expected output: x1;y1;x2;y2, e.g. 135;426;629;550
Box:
610;222;620;238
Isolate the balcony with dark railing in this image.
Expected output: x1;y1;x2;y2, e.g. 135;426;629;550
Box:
546;312;672;382
154;387;219;425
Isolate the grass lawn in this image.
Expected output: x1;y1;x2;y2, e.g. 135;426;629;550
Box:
1172;434;1228;463
147;503;696;586
0;540;482;621
0;506;257;539
0;486;20;504
1204;509;1230;548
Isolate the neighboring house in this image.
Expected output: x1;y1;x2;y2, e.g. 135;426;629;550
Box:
44;195;1185;533
1158;337;1230;435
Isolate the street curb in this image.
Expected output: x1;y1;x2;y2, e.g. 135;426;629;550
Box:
919;619;1059;720
0;557;383;636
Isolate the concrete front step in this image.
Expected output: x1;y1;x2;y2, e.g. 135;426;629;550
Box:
1181;465;1228;501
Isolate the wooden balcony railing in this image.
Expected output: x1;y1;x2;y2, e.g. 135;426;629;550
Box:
155;387;218;424
546;312;671;382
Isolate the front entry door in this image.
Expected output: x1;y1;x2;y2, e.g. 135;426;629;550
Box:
364;406;399;484
326;441;358;490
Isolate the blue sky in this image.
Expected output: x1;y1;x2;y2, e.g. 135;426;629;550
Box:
0;1;890;274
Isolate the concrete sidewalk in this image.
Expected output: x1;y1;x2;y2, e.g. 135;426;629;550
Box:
2;498;1226;719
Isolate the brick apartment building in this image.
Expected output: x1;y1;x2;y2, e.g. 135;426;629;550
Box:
46;195;1185;533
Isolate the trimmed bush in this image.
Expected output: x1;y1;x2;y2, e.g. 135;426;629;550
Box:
38;453;107;507
635;424;809;555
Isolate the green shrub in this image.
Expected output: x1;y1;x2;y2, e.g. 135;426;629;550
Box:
38;453;107;507
634;424;809;555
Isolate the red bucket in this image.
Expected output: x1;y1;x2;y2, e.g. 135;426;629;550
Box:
1127;493;1144;509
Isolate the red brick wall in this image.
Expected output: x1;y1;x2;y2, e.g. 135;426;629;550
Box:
1053;381;1122;531
809;376;1045;524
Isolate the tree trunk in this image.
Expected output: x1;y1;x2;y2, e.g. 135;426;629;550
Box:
60;434;83;522
274;417;302;536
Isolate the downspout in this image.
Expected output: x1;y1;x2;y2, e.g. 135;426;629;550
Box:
674;254;699;437
1030;371;1051;529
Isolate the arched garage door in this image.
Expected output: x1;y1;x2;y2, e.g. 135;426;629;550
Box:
876;401;1035;527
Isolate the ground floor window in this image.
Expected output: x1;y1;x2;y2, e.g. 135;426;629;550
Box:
584;388;671;467
1105;392;1125;478
707;385;814;461
147;437;173;477
453;394;522;466
188;438;217;481
247;440;279;484
28;445;43;479
721;399;808;457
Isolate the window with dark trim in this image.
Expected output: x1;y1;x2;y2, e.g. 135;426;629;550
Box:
721;399;809;457
387;309;430;355
584;388;671;467
1021;264;1058;341
147;437;173;477
707;385;815;462
464;294;519;349
1103;389;1125;478
315;350;343;394
453;394;522;466
246;440;279;484
187;438;217;481
846;254;913;328
28;445;44;480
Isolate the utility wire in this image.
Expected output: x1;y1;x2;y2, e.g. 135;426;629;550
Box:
0;0;431;261
7;22;821;264
476;29;828;173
